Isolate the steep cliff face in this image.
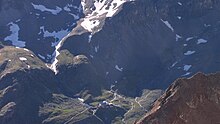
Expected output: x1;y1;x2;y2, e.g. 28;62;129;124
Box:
59;0;220;97
56;50;104;96
137;72;220;124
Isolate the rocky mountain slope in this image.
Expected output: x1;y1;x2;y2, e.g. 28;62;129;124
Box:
0;46;113;124
0;45;162;124
1;0;220;123
137;72;220;124
58;0;220;97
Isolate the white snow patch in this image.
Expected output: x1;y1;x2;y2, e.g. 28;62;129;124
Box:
177;16;182;19
50;33;71;74
4;22;26;48
19;57;27;61
15;19;21;23
64;6;71;12
94;45;99;53
182;72;191;76
106;72;109;75
183;65;192;71
69;13;80;20
197;39;208;44
78;98;85;103
80;0;133;33
183;44;187;46
23;48;29;52
171;61;178;68
38;54;46;60
178;2;182;6
64;4;79;12
115;65;123;72
161;19;174;32
39;26;69;47
184;51;195;56
88;34;92;43
31;3;62;15
204;24;211;27
186;37;194;41
81;20;100;32
176;34;182;41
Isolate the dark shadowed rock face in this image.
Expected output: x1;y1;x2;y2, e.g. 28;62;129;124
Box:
56;50;104;96
95;105;127;124
137;72;220;124
60;0;220;97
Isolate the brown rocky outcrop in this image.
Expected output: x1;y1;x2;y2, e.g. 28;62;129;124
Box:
138;72;220;124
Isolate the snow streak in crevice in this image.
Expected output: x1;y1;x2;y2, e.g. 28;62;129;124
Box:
50;0;135;74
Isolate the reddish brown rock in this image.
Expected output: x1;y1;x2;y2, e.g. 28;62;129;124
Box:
137;72;220;124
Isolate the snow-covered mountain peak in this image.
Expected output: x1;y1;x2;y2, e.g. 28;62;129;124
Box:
80;0;134;33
